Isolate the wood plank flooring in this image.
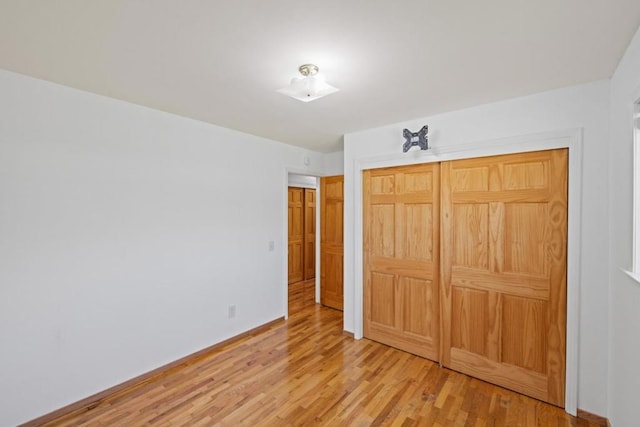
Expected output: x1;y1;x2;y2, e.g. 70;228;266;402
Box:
43;305;599;426
288;279;316;315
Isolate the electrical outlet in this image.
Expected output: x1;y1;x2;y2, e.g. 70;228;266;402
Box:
228;304;236;319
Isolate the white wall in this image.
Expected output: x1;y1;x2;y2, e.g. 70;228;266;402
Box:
0;69;330;426
608;26;640;427
343;81;610;416
322;150;345;176
288;174;317;188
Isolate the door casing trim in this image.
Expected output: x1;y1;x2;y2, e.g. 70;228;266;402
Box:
351;128;582;415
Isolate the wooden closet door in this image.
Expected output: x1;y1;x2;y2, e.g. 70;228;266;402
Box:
320;176;344;310
288;187;304;284
440;149;568;406
304;188;316;280
363;164;440;360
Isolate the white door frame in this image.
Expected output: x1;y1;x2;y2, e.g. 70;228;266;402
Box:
351;128;582;415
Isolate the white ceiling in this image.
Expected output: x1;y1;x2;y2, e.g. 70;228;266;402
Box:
1;1;639;153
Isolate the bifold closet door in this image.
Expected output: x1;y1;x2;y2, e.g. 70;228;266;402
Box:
440;149;568;406
288;187;304;284
363;164;440;360
304;189;316;280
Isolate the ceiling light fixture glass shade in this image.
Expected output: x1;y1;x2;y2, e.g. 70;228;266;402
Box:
277;64;339;102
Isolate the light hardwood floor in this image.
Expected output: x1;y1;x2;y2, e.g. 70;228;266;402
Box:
289;279;316;315
42;305;599;426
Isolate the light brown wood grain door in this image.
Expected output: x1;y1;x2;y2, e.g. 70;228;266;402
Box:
440;149;568;406
304;188;316;280
363;164;440;360
321;176;344;310
288;187;304;285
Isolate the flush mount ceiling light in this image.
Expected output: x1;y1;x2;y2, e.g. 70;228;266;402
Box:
277;64;339;102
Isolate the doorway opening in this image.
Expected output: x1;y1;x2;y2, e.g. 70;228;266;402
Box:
286;173;345;318
287;174;319;315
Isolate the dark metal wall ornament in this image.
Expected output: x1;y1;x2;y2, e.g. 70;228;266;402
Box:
402;125;429;152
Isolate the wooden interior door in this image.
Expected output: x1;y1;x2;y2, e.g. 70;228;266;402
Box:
363;164;440;360
320;176;344;310
440;149;568;406
288;187;304;285
304;188;316;280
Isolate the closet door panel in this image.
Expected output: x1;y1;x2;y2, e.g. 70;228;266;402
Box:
364;163;440;360
441;149;567;407
288;187;304;284
304;188;316;280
